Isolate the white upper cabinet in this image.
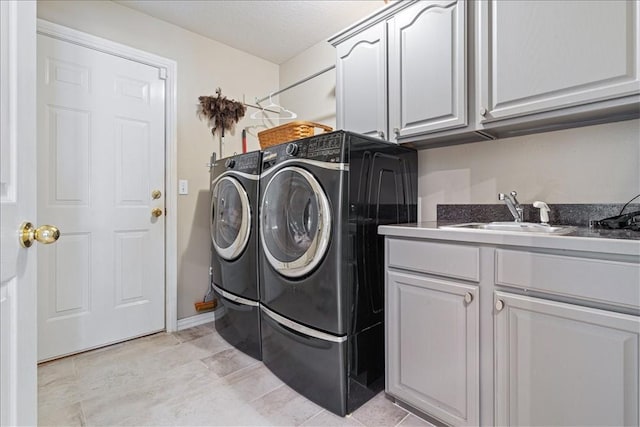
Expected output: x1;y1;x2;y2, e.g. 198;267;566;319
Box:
335;21;387;140
388;0;467;139
478;0;640;123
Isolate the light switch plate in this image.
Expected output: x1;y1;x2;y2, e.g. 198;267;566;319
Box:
178;179;188;195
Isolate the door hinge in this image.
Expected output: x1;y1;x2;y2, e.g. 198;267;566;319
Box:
159;67;168;80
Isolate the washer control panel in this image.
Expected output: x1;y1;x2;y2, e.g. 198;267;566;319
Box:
214;150;262;174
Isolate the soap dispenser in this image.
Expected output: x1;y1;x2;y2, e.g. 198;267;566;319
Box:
533;201;551;224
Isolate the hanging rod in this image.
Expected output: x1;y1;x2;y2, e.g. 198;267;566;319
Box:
244;103;279;114
256;64;336;103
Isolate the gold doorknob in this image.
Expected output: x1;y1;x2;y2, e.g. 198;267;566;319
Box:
151;190;162;200
19;222;60;248
151;207;163;217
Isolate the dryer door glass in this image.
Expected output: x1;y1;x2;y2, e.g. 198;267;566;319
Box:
211;176;251;261
261;166;331;278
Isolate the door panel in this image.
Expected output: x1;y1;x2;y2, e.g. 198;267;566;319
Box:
386;270;479;426
37;34;166;360
479;0;640;121
388;0;467;138
336;22;387;139
495;292;639;426
0;1;37;424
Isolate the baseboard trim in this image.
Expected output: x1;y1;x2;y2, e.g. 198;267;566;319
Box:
176;308;225;330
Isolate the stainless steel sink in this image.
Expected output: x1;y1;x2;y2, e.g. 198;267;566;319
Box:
439;222;575;234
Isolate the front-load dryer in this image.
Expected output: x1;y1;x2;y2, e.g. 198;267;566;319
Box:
210;150;262;360
258;131;417;415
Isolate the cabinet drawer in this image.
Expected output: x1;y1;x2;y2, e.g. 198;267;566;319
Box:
387;238;479;282
496;249;640;309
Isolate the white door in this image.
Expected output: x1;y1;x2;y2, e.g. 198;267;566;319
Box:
36;33;166;360
0;1;38;425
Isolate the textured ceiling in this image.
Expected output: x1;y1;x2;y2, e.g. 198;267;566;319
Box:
115;0;386;64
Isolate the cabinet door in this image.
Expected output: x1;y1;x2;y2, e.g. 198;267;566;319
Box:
387;270;479;426
478;1;640;122
335;21;387;140
388;0;467;141
494;291;639;426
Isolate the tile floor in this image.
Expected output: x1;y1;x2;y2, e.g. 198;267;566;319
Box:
38;323;436;426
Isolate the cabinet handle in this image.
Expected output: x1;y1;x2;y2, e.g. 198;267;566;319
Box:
393;127;400;137
377;130;385;139
495;299;504;311
464;292;473;304
480;107;488;117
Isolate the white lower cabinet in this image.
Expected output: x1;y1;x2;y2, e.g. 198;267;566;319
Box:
494;291;640;427
386;270;479;426
384;234;640;426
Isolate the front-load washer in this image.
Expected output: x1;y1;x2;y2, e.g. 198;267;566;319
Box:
210;150;262;360
258;131;417;415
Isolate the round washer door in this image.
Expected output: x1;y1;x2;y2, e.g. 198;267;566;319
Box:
210;176;251;261
260;166;331;278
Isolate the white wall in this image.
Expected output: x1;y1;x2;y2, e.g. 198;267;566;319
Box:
279;40;337;130
418;119;640;221
37;0;279;319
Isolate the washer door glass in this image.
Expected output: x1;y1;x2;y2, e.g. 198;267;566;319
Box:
211;176;251;261
260;166;331;278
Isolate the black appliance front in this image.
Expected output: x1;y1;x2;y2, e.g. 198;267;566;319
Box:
259;131;418;336
213;287;261;360
261;308;384;416
210;150;261;301
258;131;417;415
259;154;346;335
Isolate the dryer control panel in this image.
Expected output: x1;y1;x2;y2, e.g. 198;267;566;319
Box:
261;131;346;171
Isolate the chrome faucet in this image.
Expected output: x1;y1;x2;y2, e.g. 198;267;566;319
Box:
498;191;523;222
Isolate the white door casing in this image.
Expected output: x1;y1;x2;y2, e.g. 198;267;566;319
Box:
0;1;38;425
36;20;178;360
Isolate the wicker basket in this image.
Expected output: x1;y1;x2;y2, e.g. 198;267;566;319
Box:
258;121;333;149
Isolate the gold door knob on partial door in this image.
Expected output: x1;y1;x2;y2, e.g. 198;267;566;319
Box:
19;222;60;248
151;207;164;217
151;190;162;200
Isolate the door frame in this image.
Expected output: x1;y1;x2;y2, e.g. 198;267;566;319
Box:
36;19;179;332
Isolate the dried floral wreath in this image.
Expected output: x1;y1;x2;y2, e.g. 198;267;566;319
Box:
197;88;246;137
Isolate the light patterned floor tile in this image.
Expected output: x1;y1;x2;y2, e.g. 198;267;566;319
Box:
397;413;438;427
245;384;324;426
351;392;409;427
302;410;366;426
221;362;284;402
38;324;421;427
201;347;260;377
38;401;85;427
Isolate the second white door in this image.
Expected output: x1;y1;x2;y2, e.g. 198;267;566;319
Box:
37;33;166;361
